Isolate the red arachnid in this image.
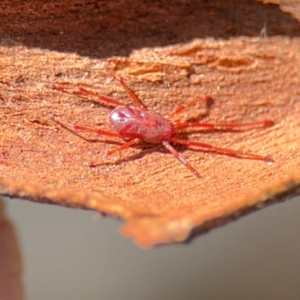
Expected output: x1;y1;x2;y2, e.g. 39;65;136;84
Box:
54;72;274;178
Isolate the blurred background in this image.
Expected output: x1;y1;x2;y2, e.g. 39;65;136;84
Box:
3;195;300;300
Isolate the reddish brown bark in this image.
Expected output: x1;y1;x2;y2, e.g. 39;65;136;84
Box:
0;0;300;247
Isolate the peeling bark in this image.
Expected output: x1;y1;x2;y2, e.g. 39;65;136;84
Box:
0;0;300;247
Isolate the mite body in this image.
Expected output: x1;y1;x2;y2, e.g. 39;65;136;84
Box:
109;106;175;143
53;71;274;178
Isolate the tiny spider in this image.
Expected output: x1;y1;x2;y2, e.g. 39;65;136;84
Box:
52;71;274;178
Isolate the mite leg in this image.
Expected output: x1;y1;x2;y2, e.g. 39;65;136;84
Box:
78;87;125;107
107;138;141;155
52;83;124;107
164;104;187;120
73;125;121;138
165;96;211;120
88;138;141;167
108;70;147;111
174;120;274;130
162;141;201;178
51;117;121;142
171;137;274;163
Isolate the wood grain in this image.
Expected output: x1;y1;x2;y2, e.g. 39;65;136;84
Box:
0;0;299;247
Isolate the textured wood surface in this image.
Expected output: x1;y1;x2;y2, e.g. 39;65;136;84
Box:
0;0;300;247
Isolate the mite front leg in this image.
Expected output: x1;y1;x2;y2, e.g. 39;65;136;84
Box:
108;70;147;111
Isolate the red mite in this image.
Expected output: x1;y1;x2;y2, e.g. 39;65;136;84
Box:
53;72;274;178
